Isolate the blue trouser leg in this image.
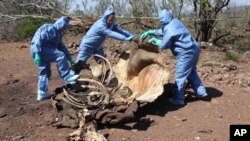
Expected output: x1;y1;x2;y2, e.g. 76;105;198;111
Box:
174;50;197;101
77;46;106;62
93;48;106;62
41;47;70;78
54;50;70;78
37;47;71;92
186;48;207;95
187;69;206;95
76;47;93;62
38;62;50;92
75;46;106;74
46;64;51;79
74;47;92;74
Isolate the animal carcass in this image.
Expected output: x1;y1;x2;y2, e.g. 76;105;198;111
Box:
113;43;170;103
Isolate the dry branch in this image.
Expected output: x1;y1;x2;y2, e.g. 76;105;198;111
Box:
212;32;231;44
0;13;51;20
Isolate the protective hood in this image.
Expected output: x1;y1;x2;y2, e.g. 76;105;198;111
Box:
158;10;173;25
102;6;115;24
53;17;70;30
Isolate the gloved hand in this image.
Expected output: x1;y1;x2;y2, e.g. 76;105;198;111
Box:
148;37;161;46
34;53;41;67
69;58;75;66
140;30;155;40
124;35;135;41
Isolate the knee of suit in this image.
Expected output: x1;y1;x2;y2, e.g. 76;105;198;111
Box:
76;54;90;62
55;51;66;62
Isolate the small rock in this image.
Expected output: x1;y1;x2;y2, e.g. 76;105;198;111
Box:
212;74;222;81
225;79;233;85
233;70;238;74
8;79;19;84
12;135;24;140
35;123;42;127
213;69;220;74
17;107;23;111
0;113;7;118
247;73;250;77
202;73;208;79
131;129;138;132
121;137;132;141
20;44;28;49
223;73;230;78
241;82;248;87
241;51;250;60
140;117;154;124
226;63;238;70
195;136;200;140
207;68;213;74
198;129;213;134
223;67;230;71
182;118;187;122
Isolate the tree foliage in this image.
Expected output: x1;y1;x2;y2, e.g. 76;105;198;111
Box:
0;0;67;40
1;0;249;45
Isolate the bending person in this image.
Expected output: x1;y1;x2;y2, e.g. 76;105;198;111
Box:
30;17;79;101
141;10;208;106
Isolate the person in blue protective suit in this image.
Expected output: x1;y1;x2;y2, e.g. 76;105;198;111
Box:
30;16;79;101
72;6;135;74
140;10;208;106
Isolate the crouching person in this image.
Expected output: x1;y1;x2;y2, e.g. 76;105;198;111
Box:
30;17;79;101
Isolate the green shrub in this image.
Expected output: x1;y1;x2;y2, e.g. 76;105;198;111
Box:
224;52;240;62
17;17;52;40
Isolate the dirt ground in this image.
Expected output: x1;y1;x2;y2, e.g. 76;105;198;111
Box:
0;40;250;141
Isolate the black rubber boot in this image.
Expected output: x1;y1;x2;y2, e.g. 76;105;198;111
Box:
71;61;90;74
71;60;84;74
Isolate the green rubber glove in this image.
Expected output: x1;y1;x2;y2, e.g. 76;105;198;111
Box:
148;37;161;47
69;58;75;66
34;53;41;67
140;30;155;40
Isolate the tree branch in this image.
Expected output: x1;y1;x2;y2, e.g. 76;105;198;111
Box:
0;13;51;20
212;32;231;44
214;0;230;15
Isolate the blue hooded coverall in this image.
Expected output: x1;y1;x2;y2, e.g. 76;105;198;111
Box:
154;10;207;102
76;7;133;62
30;17;75;93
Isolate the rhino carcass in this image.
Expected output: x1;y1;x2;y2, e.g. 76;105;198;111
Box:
52;43;171;141
113;43;170;103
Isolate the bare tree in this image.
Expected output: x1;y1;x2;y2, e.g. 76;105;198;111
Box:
0;0;85;40
112;0;130;16
159;0;185;19
193;0;230;42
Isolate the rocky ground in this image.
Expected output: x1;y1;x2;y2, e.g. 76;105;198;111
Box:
0;39;250;141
